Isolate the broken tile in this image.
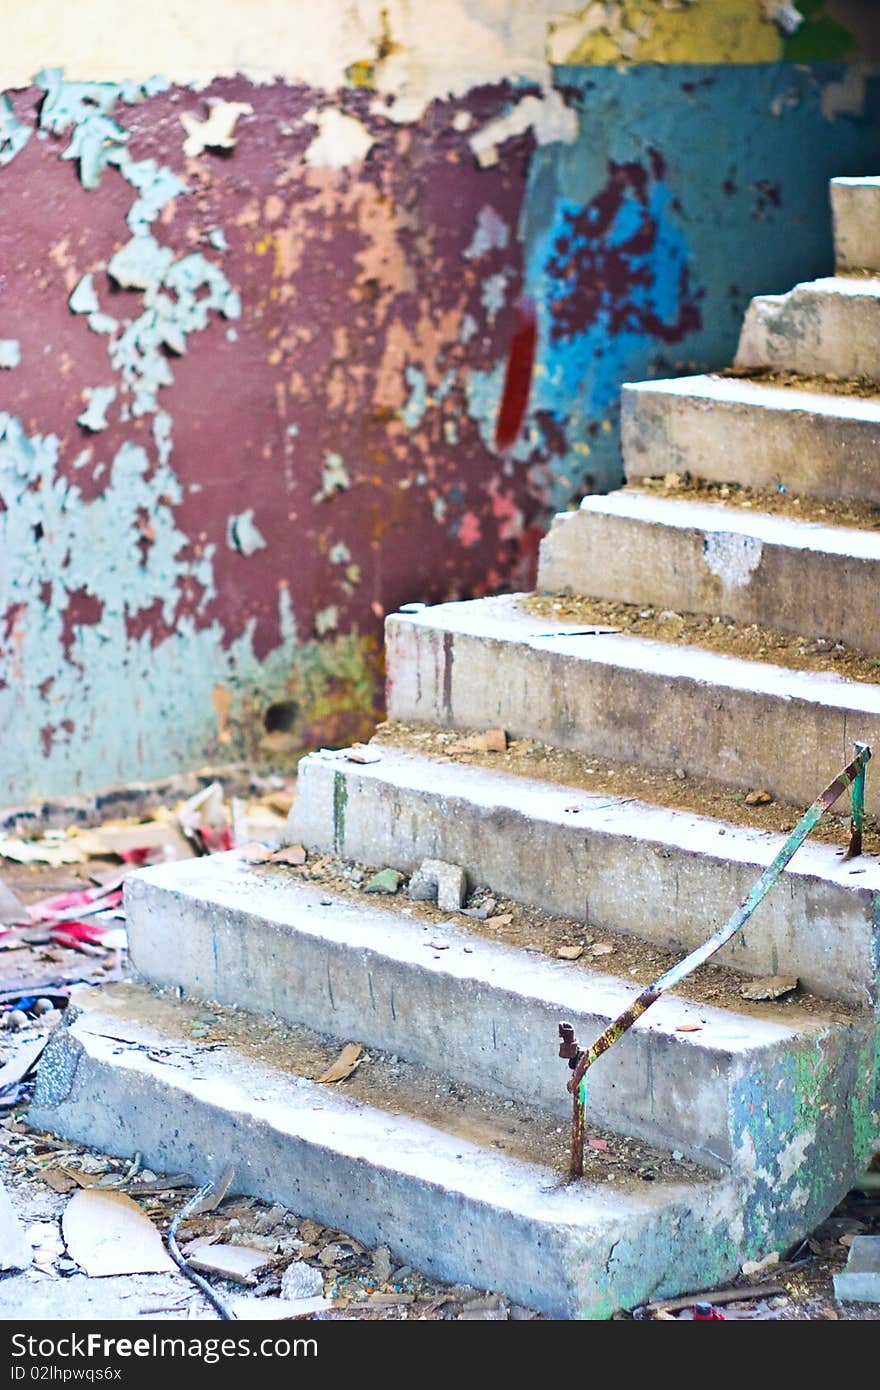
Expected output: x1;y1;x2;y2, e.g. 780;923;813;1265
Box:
409;859;467;910
186;1240;270;1285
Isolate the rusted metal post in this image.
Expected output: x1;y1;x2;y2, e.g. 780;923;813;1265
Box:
558;1023;585;1179
563;743;871;1176
845;741;869;860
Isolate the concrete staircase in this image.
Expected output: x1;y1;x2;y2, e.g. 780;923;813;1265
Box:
31;176;880;1318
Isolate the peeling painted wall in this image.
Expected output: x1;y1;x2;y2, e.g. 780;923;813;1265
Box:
1;2;879;802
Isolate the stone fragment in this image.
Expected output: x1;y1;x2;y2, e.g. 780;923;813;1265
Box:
409;859;467;911
833;1236;880;1303
280;1260;324;1300
740;975;798;1001
365;868;404;895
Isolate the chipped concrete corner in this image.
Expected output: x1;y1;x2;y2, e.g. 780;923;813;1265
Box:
1;1;879;802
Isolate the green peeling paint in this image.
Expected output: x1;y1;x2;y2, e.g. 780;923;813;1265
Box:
0;94;31;166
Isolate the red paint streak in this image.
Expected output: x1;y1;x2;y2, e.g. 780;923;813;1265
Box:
494;295;537;452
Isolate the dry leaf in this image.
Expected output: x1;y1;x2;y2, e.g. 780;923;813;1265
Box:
447;728;508;755
317;1043;363;1084
744;789;773;806
556;945;584;961
269;844;307;866
676;1023;703;1033
62;1190;175;1276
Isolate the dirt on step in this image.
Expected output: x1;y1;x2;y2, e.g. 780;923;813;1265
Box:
524;592;880;686
627;473;880;533
721;365;880;400
259;843;859;1025
375;720;880;859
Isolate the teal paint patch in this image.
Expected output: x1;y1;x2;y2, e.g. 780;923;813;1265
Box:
77;386;116;432
226;509;267;557
509;62;880;494
0;339;21;368
69;275;100;315
0;411;298;802
0;95;31;166
313;452;351;502
401;367;428;429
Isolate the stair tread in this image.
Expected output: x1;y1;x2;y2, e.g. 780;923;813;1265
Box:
626;372;880;422
397;593;880;708
39;982;715;1209
575;489;880;560
300;740;880;894
132;852;836;1049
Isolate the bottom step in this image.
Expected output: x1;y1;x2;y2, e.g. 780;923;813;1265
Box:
30;983;741;1319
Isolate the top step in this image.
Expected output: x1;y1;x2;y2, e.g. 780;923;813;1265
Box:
832;177;880;273
735;276;880;383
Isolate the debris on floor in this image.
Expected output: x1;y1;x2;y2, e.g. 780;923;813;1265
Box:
834;1236;880;1304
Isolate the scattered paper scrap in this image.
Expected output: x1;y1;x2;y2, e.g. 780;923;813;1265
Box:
448;729;508;755
0;1178;31;1271
556;945;584;961
346;745;382;764
317;1043;363;1085
62;1189;176;1277
740;975;798;1001
186;1240;270;1285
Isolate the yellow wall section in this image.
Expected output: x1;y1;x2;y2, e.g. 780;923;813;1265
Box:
2;1;869;98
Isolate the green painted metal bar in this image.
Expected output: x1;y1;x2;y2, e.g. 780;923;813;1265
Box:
564;742;872;1179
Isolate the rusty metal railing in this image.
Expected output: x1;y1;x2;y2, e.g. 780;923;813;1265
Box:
559;741;871;1180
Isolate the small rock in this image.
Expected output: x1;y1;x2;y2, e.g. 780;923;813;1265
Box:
740;975;798;1001
590;942;615;957
556;945;584;961
371;1246;393;1283
5;1010;28;1031
742;1250;779;1278
280;1260;324;1300
409;859;467;911
365;868;404;895
744;789;773;806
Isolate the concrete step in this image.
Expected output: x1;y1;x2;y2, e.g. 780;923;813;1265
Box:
30;983;742;1318
124;852;859;1168
29;983;873;1317
832;177;880;273
537;490;880;657
290;743;880;1007
735;276;880;383
384;594;880;814
622;374;880;505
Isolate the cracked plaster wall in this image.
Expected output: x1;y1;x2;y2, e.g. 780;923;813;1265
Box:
1;1;879;801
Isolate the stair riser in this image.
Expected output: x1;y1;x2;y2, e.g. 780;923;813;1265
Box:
537;507;880;657
29;1016;743;1318
126;870;776;1168
385;615;880;816
622;381;880;505
292;754;880;1007
832;179;880;273
736;286;880;383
